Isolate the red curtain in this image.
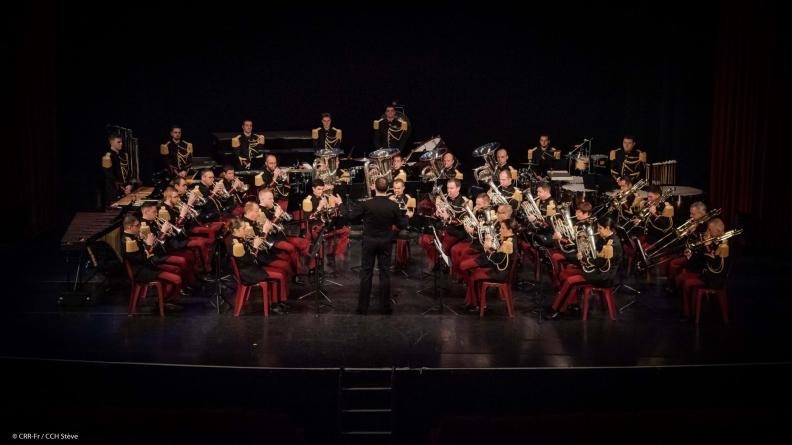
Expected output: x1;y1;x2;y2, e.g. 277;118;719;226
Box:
709;1;789;249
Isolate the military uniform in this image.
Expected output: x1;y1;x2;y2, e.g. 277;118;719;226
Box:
160;139;193;175
391;166;408;183
102;148;130;204
610;147;647;182
312;126;342;150
527;146;560;176
231;132;265;169
642;200;674;243
255;167;290;202
373;116;409;150
497;184;523;210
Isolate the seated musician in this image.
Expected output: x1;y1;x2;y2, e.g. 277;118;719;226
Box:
102;133;132;205
435;178;471;277
160;186;213;273
231;119;265;170
220;165;246;213
229;217;288;315
433;152;463;194
450;193;492;283
302;179;350;264
666;201;709;280
391;153;409;182
172;176;225;243
255;154;290;211
139;202;198;288
460;216;517;313
159;125;193;179
122;214;184;309
240;202;292;307
389;178;416;268
546;215;623;320
526;182;557;248
636;185;674;244
549;200;593;282
527;134;560;177
495;148;518;181
610;176;643;226
193;169;226;223
673;218;730;318
497;167;522;210
258;187;308;281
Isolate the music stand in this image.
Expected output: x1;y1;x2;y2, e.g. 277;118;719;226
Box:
615;225;645;313
418;227;458;315
205;234;234;314
298;223;339;314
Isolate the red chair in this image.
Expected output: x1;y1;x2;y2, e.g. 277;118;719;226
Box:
579;285;617;321
124;261;165;317
694;288;729;325
477;260;519;318
229;256;275;318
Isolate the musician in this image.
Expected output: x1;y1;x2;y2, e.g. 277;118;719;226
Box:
159;186;213;273
255;154;290;209
160;125;193;178
122;214;184;310
229;217;288;315
436;178;472;277
526;182;557;247
193;169;225;221
460;216;517;313
231;119;265;170
495;148;518;181
240;202;292;307
666;201;709;280
610;135;646;183
172;176;225;243
139;202;198;287
527;134;560;177
219;165;247;212
258;187;308;280
549;200;594;278
636;185;674;243
391;153;409;182
546;215;623;320
348;177;412;314
453;193;494;297
388;178;415;270
373;104;409;151
497;167;523;210
302;179;350;264
312;113;342;150
102;133;131;205
673;218;730;318
610;176;643;227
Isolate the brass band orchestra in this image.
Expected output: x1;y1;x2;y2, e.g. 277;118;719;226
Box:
104;107;742;320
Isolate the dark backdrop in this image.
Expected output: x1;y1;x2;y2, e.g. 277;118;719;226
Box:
8;1;786;248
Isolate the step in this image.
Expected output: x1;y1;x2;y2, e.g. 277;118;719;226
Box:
340;410;392;431
340;388;392;410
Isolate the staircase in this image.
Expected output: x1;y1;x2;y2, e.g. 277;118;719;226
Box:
337;368;395;444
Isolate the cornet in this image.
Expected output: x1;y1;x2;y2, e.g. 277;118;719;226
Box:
213;180;231;199
274;203;292;222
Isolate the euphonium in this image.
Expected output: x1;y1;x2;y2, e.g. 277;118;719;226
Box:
487;180;510;206
519;190;544;223
579;224;599;273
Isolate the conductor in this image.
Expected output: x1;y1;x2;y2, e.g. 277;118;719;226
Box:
350;177;413;314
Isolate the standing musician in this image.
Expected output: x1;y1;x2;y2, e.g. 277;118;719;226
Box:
389;178;416;269
348;177;412;314
373;104;409;151
159;125;193;179
527;134;560;177
312;113;342;150
122;214;184;311
102;133;132;205
546;215;623;320
228;217;288;315
231;119;265;170
495;148;518;181
610;134;647;183
496;167;523;210
255;154;290;210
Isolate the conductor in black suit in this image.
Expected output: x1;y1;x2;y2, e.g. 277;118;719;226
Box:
350;177;413;314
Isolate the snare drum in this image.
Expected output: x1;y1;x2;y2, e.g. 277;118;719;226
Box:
561;183;596;207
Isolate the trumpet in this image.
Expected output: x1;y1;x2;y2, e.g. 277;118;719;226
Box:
274;203;292;222
155;217;183;237
186;189;206;206
244;233;274;251
232;177;249;193
487;180;510;206
174;200;199;220
213;180;231;199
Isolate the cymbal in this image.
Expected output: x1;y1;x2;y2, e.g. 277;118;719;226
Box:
520;162;538;166
347;157;369;162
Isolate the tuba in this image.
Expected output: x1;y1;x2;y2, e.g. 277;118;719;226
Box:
472;142;500;183
362;148;400;199
419;147;447;183
312;148;343;185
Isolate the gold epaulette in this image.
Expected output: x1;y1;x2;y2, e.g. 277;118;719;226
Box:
373;119;381;130
454;170;463;180
335;128;342;140
406;196;416;209
231;136;241;148
610;148;618;161
400;119;408;131
125;236;139;253
192;185;203;196
102;153;112;168
302;196;313;212
186;142;193;154
339;169;351;183
160;143;169;155
716;242;729;258
553;149;561;160
257;134;265;145
631;195;643;210
498;238;514;255
509;166;518;180
311;128;319;140
158;207;171;221
662;204;674;218
639;151;647;163
527;147;537;161
513;189;523;203
599;239;614;259
395;169;407;182
254;172;264;187
546;200;556;217
232;239;245;257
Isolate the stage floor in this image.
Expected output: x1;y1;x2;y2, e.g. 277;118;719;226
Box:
2;233;790;369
